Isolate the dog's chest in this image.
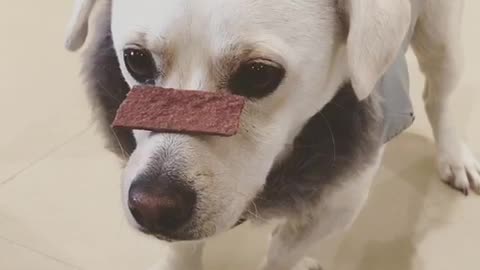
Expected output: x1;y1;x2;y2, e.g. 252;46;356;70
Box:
251;56;414;218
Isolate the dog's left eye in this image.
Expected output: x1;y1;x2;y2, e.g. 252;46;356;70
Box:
228;60;285;99
123;48;157;84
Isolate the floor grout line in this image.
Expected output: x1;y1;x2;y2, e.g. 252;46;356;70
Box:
0;234;84;270
0;122;95;186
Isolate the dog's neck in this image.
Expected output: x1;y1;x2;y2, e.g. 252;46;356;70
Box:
273;45;351;165
248;80;383;220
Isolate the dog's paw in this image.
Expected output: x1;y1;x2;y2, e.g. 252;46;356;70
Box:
292;257;323;270
436;141;480;195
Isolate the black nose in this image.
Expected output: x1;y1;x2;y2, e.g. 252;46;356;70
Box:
128;174;196;235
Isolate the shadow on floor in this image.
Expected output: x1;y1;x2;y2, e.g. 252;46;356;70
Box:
329;132;465;270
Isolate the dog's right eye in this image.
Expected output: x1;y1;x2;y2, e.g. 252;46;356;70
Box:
228;59;285;99
123;48;157;84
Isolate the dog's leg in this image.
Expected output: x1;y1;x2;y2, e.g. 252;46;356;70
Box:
148;241;204;270
412;0;480;194
258;152;383;270
257;217;326;270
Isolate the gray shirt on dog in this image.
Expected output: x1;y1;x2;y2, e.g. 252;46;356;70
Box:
378;55;415;143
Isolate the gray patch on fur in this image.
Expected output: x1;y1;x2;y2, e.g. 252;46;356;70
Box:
249;83;384;219
82;1;135;157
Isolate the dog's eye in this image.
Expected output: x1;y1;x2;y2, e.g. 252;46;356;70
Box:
229;60;285;99
123;48;157;84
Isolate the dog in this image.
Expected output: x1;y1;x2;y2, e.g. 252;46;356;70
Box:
65;0;479;269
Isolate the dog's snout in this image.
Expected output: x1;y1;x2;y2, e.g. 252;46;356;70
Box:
128;175;196;235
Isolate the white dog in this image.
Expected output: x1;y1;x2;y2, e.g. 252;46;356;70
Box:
65;0;478;269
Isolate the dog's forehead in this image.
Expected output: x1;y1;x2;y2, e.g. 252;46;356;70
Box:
111;0;337;48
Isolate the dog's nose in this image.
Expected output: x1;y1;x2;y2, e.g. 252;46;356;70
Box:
128;175;196;234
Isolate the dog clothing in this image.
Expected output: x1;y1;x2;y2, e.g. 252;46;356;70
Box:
378;55;415;143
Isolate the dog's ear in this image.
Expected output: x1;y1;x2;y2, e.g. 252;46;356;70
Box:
341;0;411;100
65;0;99;51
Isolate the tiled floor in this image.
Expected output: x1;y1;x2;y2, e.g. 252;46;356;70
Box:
1;1;479;270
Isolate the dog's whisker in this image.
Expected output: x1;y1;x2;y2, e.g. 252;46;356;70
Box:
249;200;269;222
319;112;336;164
227;187;267;222
297;153;354;171
109;126;130;160
329;101;347;111
94;78;124;103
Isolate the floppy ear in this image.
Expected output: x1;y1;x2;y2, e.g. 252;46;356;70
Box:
343;0;411;100
65;0;98;51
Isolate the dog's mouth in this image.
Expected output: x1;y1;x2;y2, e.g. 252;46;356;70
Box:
128;184;254;242
231;217;248;229
149;229;202;242
233;217;248;227
145;215;248;242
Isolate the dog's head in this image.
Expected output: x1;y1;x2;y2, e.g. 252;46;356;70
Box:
66;0;410;241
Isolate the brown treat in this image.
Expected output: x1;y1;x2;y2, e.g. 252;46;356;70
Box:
112;86;246;136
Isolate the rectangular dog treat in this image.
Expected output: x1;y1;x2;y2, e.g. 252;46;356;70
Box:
112;86;246;136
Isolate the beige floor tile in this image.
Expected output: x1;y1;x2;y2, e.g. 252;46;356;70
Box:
0;0;92;182
322;135;480;270
0;236;78;270
0;128;165;270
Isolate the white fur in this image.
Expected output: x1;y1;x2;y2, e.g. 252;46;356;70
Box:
65;0;98;51
109;0;347;238
147;242;204;270
258;147;384;270
65;0;478;269
410;0;480;194
345;0;412;100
